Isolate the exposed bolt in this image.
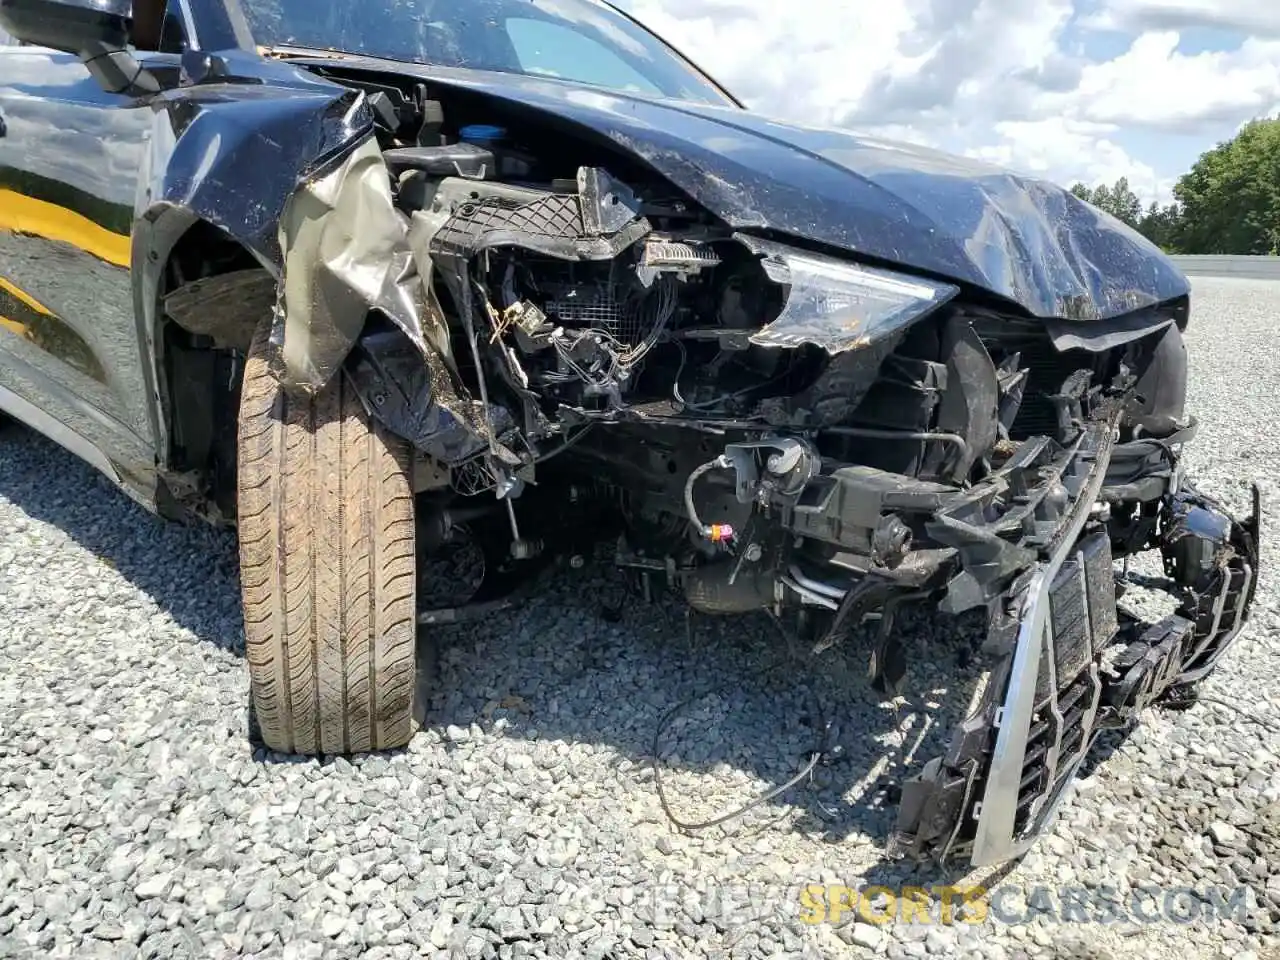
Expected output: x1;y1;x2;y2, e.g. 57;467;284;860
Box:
569;554;586;569
744;543;763;562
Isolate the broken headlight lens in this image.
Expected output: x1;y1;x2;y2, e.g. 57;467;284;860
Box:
744;239;960;353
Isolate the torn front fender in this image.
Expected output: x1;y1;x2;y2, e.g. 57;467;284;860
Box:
132;51;438;395
274;135;431;391
134;54;375;274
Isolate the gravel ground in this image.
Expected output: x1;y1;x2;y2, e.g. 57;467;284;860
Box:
1;275;1277;960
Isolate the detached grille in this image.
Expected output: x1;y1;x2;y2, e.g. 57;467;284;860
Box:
1017;531;1117;837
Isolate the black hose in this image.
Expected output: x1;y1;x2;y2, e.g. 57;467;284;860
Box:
651;612;832;833
684;456;731;537
821;425;970;462
1176;692;1280;734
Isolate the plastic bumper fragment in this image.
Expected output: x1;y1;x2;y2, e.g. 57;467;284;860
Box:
890;444;1261;866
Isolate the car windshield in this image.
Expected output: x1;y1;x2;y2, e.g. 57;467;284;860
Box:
237;0;734;106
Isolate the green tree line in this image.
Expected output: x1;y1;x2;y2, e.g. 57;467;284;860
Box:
1069;117;1280;255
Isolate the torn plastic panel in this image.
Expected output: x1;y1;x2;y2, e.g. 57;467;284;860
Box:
888;448;1261;866
758;340;905;430
344;326;506;465
1124;323;1190;436
1042;309;1174;353
273;135;429;391
1101;420;1198;505
923;318;999;482
162;269;277;352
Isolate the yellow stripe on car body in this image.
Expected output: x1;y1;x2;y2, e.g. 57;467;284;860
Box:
0;188;131;267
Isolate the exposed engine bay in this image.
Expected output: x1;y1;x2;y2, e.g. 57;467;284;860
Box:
267;70;1261;867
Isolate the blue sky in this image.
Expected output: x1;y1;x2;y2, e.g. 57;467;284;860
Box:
618;0;1280;204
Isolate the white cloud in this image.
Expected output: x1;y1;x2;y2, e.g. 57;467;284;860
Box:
1058;31;1280;132
616;0;1279;205
967;118;1174;201
1087;0;1280;37
621;0;918;123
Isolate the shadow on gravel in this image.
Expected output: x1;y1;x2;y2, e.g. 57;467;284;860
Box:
0;425;245;656
0;423;1137;883
421;561;999;873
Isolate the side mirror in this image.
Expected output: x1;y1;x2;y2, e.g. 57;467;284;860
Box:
0;0;132;54
0;0;158;95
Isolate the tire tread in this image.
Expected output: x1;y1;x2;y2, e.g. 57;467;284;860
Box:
237;319;417;754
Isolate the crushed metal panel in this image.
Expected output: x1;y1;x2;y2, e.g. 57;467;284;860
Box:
275;135;427;392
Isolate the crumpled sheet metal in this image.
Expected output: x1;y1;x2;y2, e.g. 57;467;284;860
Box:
1043;309;1174;353
270;136;510;466
274;135;432;392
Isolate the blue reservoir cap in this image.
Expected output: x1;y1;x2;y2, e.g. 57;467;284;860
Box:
459;124;506;143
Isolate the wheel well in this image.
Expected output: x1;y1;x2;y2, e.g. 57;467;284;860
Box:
156;221;274;522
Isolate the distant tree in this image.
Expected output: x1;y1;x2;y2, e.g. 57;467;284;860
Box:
1109;177;1144;227
1070;177;1144;228
1133;201;1183;252
1173;119;1280;255
1069;178;1183;250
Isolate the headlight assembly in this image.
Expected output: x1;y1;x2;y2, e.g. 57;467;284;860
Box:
743;237;960;353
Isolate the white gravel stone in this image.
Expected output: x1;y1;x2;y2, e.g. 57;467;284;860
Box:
133;874;172;901
1210;822;1241;846
840;921;886;950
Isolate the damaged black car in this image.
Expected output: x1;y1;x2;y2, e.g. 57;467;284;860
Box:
0;0;1261;867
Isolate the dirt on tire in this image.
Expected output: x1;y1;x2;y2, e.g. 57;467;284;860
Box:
236;319;417;755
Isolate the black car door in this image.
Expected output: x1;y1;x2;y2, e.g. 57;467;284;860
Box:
0;35;163;494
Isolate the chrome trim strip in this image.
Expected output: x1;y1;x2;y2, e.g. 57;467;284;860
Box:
970;429;1115;866
970;568;1049;865
0;381;120;484
176;0;200;49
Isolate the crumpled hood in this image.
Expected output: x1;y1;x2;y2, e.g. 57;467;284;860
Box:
283;56;1190;322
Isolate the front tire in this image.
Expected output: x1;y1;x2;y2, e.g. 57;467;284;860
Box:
237;320;418;754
